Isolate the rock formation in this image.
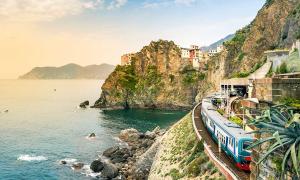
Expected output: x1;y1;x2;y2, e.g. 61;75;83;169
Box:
204;0;300;92
93;40;205;110
90;127;165;179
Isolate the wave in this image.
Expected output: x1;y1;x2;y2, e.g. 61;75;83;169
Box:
80;165;101;178
17;154;48;161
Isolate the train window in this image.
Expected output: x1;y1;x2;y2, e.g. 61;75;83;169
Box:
243;141;251;150
210;121;214;127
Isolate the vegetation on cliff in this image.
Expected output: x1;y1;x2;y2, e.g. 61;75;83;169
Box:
94;40;205;110
204;0;300;90
149;113;224;180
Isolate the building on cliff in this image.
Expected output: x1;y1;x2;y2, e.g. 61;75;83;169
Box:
180;45;203;69
208;45;224;56
121;53;135;65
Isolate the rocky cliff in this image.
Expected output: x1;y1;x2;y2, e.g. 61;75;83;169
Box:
205;0;300;91
94;40;205;110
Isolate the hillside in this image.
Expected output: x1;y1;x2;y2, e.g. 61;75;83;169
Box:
204;0;300;91
200;34;234;52
19;63;115;79
93;40;207;110
149;113;224;180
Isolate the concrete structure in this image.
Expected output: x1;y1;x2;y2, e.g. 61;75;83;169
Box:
121;53;135;66
253;78;300;103
264;50;289;71
291;39;300;57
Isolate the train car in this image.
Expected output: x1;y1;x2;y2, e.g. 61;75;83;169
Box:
201;95;253;171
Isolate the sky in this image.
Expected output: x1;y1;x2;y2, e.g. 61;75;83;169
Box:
0;0;265;79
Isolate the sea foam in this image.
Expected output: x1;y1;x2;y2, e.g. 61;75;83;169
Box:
17;154;48;161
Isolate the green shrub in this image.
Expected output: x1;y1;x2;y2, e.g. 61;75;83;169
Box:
276;62;288;74
280;97;300;109
186;155;209;177
232;72;250;78
229;116;243;127
217;109;225;115
166;168;184;180
265;0;274;7
237;52;245;61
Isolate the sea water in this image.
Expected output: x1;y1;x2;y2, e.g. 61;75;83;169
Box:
0;80;186;180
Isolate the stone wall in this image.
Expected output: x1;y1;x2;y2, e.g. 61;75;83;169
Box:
253;78;300;103
265;51;289;71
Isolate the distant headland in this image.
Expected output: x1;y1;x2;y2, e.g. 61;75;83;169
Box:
19;63;115;79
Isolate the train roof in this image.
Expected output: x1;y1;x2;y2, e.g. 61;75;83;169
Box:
201;96;253;140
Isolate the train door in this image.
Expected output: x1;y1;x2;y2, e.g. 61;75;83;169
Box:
228;137;235;155
225;137;228;148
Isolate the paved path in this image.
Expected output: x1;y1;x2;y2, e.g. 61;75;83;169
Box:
192;103;250;180
248;61;272;79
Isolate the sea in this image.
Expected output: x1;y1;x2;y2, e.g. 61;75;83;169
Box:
0;80;186;180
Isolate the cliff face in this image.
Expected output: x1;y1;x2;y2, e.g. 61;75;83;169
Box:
205;0;300;90
94;40;205;110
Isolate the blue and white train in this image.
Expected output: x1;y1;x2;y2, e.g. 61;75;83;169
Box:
201;95;253;171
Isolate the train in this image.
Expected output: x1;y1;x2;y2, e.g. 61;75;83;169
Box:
200;94;253;171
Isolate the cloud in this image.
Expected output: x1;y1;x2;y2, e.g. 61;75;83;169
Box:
0;0;127;22
107;0;127;10
143;0;197;9
174;0;196;6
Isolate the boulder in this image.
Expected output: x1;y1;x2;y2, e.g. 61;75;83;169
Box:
102;161;119;178
103;146;132;163
60;160;67;165
145;131;156;139
72;162;84;170
110;148;132;163
88;133;96;138
90;160;104;173
79;101;89;108
103;146;120;157
152;126;160;134
119;128;140;142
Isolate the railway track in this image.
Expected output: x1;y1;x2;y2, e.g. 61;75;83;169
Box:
192;103;250;180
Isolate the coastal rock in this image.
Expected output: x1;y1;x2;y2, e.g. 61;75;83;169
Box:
103;146;132;163
79;101;89;108
103;146;120;157
102;161;119;178
88;133;96;138
60;160;67;165
72;162;84;170
145;131;156;139
134;138;161;179
90;160;104;173
93;40;195;110
119;128;140;142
